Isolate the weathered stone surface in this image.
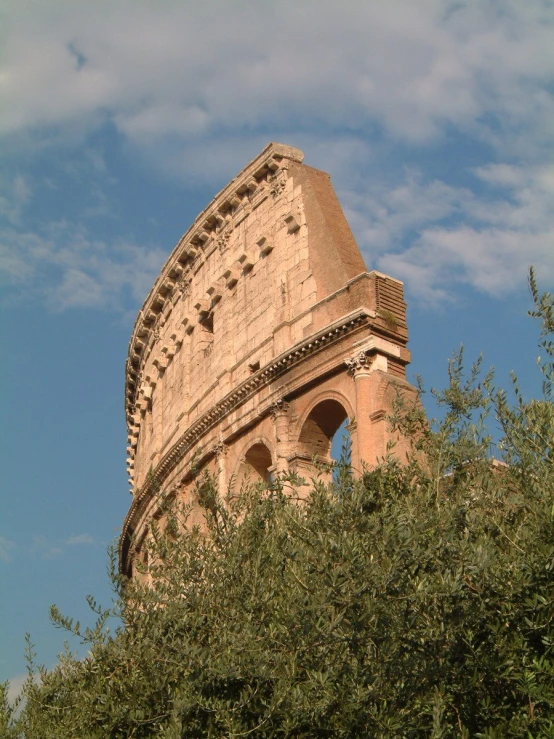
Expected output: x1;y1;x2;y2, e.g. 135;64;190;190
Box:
120;143;415;576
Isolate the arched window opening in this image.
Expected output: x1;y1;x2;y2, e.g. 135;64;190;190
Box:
237;442;273;486
298;399;348;464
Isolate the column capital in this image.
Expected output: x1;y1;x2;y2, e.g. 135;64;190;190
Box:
212;438;228;458
269;398;290;418
346;351;373;377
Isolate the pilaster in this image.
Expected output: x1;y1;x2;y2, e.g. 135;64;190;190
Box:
212;438;228;498
346;348;389;470
269;399;291;474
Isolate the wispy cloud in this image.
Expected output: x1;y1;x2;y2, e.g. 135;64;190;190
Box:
339;162;554;304
1;1;552;161
0;174;31;227
0;217;166;313
380;227;554;303
30;535;63;560
0;535;16;563
0;1;552;310
29;533;96;559
1;158;551;311
65;533;94;546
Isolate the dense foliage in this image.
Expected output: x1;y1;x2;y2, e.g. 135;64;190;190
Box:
3;272;553;738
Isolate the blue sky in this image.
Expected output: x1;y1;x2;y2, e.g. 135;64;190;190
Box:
1;0;553;692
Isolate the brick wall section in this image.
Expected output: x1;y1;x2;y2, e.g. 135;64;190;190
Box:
375;275;407;326
289;163;367;301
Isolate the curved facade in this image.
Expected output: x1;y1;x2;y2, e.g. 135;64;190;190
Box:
120;143;414;576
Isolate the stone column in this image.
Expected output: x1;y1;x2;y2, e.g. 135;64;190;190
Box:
212;438;228;499
346;352;373;473
269;399;290;475
346;350;390;471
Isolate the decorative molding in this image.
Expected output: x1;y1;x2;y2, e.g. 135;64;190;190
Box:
370;409;387;423
269;172;286;199
175;274;191;298
217;232;231;252
346;335;404;379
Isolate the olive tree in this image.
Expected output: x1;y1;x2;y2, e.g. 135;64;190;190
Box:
3;271;553;738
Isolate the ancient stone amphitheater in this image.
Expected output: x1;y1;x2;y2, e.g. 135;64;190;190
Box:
120;143;414;577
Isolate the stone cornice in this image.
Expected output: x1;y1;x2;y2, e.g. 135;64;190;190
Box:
124;143;304;425
119;306;381;573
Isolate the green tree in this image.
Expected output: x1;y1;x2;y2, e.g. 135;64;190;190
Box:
3;272;553;738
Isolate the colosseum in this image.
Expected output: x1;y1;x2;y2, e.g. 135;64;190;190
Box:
119;142;414;577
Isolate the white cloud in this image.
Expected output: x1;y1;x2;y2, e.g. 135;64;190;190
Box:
27;533;95;559
1;156;550;312
380;227;554;303
336;160;554;303
471;164;554;231
0;0;552;309
0;175;31;227
0;535;15;563
31;535;63;560
65;533;94;546
1;0;552;161
0;220;167;313
343;171;472;258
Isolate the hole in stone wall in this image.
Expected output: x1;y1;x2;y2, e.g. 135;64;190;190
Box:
199;311;214;334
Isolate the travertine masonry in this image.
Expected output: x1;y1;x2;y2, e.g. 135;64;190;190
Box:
120;143;415;577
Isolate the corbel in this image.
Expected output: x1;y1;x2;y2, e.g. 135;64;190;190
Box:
237;252;255;272
222;265;239;289
182;315;196;334
284;213;300;234
185;245;198;259
194;299;211;319
256;236;273;256
207;278;226;305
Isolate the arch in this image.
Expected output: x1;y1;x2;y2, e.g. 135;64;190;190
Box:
297;397;350;462
295;390;354;438
235;439;273;486
375;375;400;407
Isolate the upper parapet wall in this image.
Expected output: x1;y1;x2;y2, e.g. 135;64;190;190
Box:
124;143;367;422
126;144;302;418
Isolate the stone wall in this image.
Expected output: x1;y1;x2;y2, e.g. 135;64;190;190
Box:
120;143;415;577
